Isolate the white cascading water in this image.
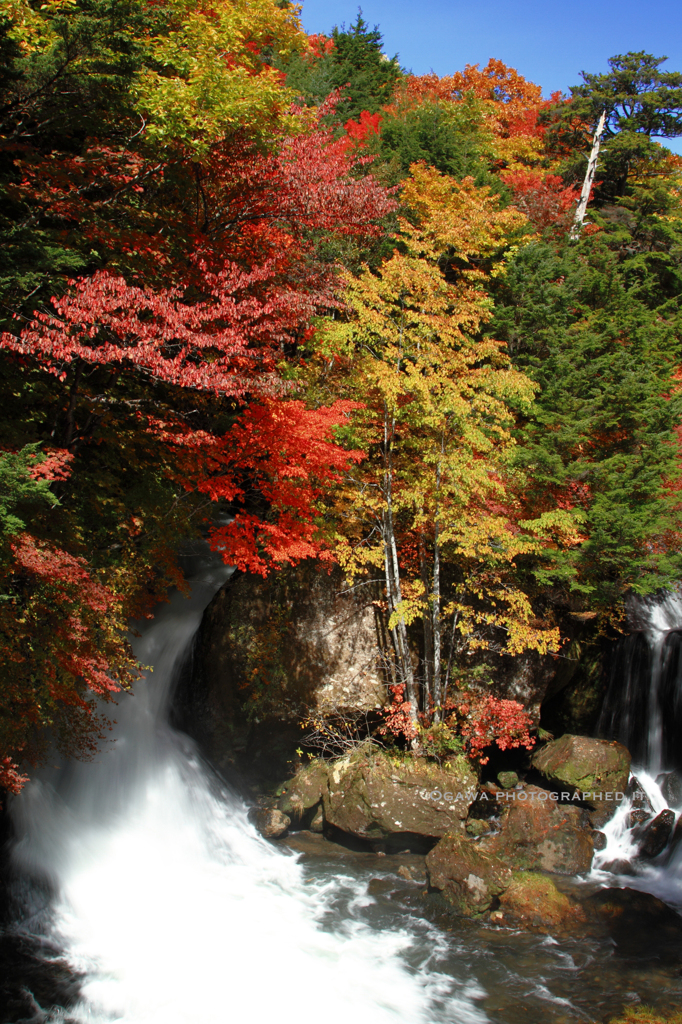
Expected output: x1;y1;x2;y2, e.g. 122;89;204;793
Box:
592;591;682;904
8;546;486;1024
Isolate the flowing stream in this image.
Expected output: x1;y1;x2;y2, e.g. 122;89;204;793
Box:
5;547;486;1024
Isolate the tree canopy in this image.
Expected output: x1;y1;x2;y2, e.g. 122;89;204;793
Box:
2;0;682;781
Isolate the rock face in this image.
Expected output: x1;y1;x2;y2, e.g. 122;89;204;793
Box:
532;734;631;826
178;559;611;791
178;563;389;788
426;835;512;917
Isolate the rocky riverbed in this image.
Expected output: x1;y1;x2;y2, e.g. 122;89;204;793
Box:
272;830;682;1022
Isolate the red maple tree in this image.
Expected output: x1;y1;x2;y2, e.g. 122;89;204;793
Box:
0;104;395;791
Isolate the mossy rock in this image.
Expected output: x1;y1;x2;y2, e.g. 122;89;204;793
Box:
322;749;478;842
608;1009;682;1024
277;762;330;819
532;734;630;825
532;734;630;793
497;771;519;790
496;872;586;932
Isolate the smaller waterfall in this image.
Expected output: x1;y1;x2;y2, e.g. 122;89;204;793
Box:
592;769;682;906
599;591;682;773
593;592;682;902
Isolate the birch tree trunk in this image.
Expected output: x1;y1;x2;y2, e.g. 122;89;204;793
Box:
419;535;433;709
431;456;442;722
570;110;607;240
381;400;420;731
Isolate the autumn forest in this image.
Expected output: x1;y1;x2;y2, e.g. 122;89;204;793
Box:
2;0;682;792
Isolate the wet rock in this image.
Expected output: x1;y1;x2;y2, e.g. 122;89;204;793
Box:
0;935;82;1024
277;830;366;859
592;830;607;851
322;749;478;842
497;771;519;790
628;808;651;829
496;872;587;933
367;877;394;896
249;807;291;839
599;858;638;875
627;776;654;814
479;786;594;875
665;816;682;861
309;805;324;833
426;834;512;917
396;865;413;881
584;887;682;958
465;818;491;837
637;809;675;858
656;770;682;810
532;734;631;827
278;762;329;820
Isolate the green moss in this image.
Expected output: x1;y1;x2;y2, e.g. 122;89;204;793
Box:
609;1009;682;1024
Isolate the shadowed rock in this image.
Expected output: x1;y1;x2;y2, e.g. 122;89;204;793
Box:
637;809;675;858
584;887;682;959
656;770;682;810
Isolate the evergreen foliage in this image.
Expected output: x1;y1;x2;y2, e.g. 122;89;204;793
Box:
281;12;401;122
374;96;496;185
490;202;682;603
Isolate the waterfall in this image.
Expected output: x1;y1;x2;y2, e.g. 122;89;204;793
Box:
6;545;485;1024
599;590;682;771
592;591;682;901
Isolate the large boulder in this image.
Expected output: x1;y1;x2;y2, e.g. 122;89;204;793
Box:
322;750;478;843
532;734;631;826
480;786;594;875
426;834;512;917
495;872;587;933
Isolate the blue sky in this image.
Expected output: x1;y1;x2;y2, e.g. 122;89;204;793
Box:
300;0;682;152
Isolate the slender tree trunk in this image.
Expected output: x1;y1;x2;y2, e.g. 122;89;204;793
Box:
570;110;607;240
381;400;419;733
431;516;442;721
442;609;459;709
63;360;83;449
419;533;433;711
431;441;444;721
